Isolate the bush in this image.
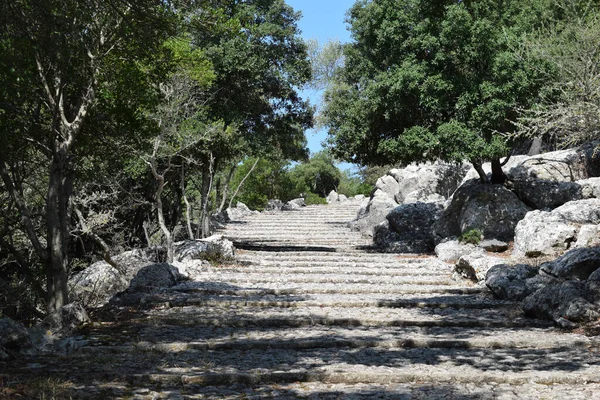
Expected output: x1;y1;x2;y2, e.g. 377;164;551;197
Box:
459;229;483;245
303;192;327;205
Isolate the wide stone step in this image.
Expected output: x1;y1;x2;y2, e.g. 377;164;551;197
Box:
140;292;511;310
172;281;483;295
82;325;593;352
138;304;548;329
185;272;457;286
13;346;600;387
200;265;452;276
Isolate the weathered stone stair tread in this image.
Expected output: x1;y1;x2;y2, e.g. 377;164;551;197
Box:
172;281;484;295
211;265;452;276
181;273;456;285
139;304;548;329
80;325;594;351
145;292;511;309
9;347;600;386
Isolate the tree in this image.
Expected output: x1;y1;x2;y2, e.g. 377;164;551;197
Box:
323;0;552;183
290;152;341;197
0;0;175;312
515;1;600;149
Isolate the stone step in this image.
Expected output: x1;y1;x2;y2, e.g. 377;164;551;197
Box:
82;325;594;352
183;272;457;286
13;346;600;387
140;292;511;310
199;265;452;276
172;281;483;295
137;304;548;329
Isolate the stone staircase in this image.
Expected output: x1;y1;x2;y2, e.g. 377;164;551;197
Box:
2;200;600;399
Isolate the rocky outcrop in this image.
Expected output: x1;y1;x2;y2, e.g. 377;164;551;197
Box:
513;198;600;258
265;199;284;211
486;247;600;326
284;198;307;209
432;183;530;244
69;249;155;307
351;163;469;237
373;202;442;253
70;237;235;307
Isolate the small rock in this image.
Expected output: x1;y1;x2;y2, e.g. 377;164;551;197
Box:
485;264;540;300
478;239;509;253
435;240;482;263
455;253;506;282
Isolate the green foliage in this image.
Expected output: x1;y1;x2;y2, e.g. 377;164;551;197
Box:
289;151;341;197
303;192;327;205
459;229;484;245
515;1;600;148
337;170;372;197
323;0;553;181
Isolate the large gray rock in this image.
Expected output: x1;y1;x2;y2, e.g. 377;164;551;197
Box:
539;247;600;280
462;147;600;209
39;303;90;337
174;236;235;262
485;264;540;300
375;175;400;198
69;249;154;307
0;317;31;350
522;280;599;323
435;240;482;263
455;253;507;282
129;263;183;290
284;198;307;210
513;199;600;258
392;163;470;204
432;183;530;244
351;192;398;236
373;202;442;253
225;202;256;221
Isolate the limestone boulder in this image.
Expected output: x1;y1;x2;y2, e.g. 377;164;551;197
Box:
376;175;400;198
539;247;600;280
573;225;600;248
350;192;398;236
485;264;540;300
455;253;507;282
69;249;154;307
432;183;530;244
522;280;599;323
478;239;509;253
284;198;306;210
174;236;235;262
373;202;442;253
435;240;483;263
392;163;470;204
513;199;600;258
225;202;256;221
129;263;184;290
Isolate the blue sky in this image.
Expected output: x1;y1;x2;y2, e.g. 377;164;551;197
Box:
286;0;356;168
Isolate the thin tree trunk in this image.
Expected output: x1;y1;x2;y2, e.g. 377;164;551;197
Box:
470;159;488;184
198;153;215;239
155;174;173;263
228;157;259;209
217;165;237;213
181;166;194;240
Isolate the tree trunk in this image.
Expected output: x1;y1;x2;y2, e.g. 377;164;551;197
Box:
154;174;173;263
181;167;194;240
490;158;506;185
470;160;488;184
198;154;214;239
228;157;259;209
45;143;72;313
217;165;237;213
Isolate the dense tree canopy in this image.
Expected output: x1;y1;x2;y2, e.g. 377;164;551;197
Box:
322;0;555;182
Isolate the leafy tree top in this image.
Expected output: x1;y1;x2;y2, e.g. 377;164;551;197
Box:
323;0;553;178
